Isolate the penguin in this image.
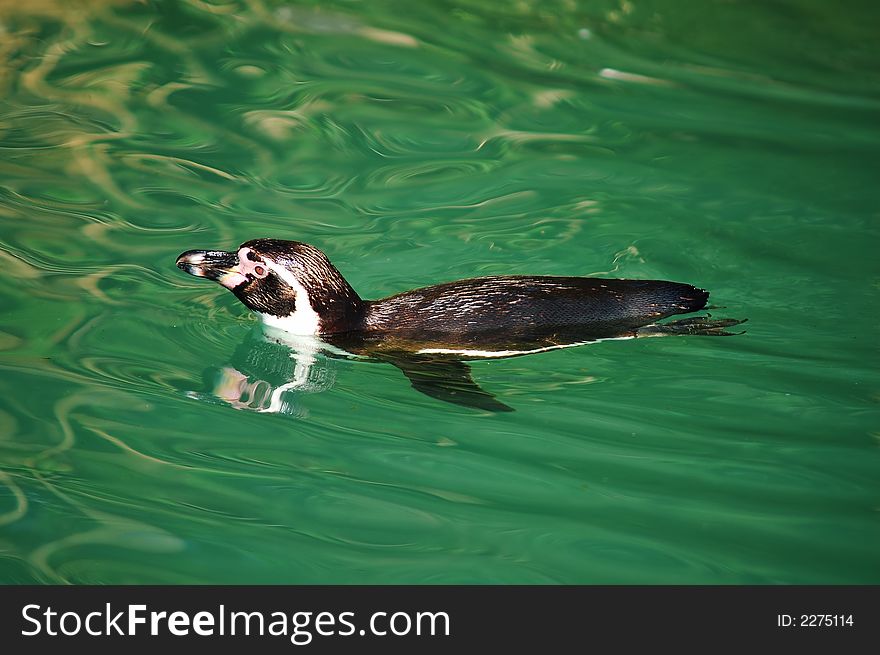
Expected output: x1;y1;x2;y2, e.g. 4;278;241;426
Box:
176;239;743;411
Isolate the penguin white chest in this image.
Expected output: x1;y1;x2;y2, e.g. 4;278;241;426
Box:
258;261;322;335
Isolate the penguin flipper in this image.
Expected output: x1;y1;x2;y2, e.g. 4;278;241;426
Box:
384;355;514;413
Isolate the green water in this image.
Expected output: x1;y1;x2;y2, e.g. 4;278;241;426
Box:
1;0;878;584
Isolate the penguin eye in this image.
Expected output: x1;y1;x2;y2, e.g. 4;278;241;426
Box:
253;265;266;277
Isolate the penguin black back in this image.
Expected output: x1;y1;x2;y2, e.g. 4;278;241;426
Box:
362;276;708;339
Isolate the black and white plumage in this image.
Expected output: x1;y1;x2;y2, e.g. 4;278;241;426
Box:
176;239;743;411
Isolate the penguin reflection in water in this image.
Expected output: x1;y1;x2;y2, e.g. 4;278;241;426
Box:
177;239;744;413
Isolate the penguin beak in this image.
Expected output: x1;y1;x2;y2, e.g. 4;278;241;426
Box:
176;250;248;290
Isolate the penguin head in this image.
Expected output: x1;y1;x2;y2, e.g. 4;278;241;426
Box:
176;239;363;334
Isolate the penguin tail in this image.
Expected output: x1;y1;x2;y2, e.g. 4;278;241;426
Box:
637;316;748;337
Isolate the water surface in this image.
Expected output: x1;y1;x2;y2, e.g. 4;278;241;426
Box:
0;0;878;584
